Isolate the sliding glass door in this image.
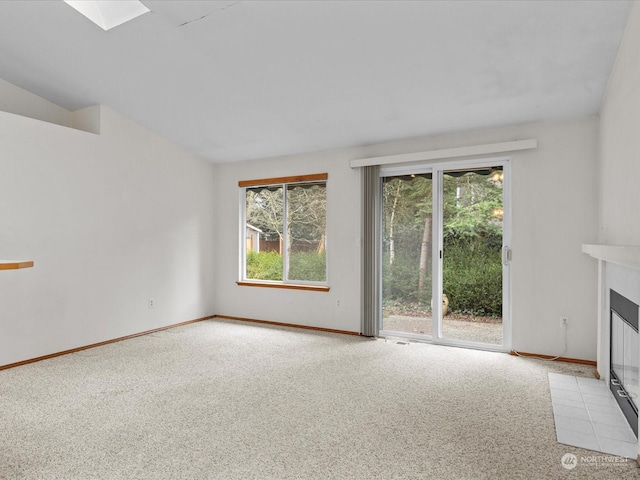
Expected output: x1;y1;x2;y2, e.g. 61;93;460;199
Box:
381;173;434;336
380;159;510;351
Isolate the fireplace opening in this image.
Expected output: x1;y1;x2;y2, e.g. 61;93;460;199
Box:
610;289;639;437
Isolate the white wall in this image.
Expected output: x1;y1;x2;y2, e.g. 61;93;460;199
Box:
0;101;216;366
599;1;640;245
214;151;362;332
0;78;73;128
215;117;600;360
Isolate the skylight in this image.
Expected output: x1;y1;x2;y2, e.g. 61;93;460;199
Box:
64;1;150;31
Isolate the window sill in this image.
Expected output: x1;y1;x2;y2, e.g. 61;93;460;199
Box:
236;281;330;292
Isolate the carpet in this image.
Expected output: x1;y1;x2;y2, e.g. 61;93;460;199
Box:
0;319;637;479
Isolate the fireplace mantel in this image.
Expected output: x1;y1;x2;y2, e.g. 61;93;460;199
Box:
582;244;640;271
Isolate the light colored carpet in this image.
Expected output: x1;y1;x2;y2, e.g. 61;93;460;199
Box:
0;319;638;479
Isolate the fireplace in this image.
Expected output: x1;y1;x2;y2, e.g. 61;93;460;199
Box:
610;289;639;437
582;244;640;455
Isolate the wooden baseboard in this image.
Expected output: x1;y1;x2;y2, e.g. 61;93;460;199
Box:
214;314;361;337
509;350;596;366
1;314;359;371
6;316;598;372
0;315;216;371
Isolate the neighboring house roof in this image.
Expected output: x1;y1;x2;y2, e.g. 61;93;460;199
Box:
246;224;263;233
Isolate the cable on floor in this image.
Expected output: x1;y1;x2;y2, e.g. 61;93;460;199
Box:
512;323;567;361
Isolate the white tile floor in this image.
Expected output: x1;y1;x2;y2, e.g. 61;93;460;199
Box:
549;373;637;459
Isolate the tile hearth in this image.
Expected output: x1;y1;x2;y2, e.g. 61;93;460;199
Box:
549;373;637;459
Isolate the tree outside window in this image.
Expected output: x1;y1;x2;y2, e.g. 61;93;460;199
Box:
241;175;327;284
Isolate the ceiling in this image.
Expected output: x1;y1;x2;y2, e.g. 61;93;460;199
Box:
0;1;633;163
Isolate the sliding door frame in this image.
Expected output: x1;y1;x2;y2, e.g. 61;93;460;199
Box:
379;156;512;352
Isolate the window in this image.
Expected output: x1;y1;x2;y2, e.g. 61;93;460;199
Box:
238;174;328;290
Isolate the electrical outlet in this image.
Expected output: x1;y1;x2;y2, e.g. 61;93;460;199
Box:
148;298;155;308
560;316;568;328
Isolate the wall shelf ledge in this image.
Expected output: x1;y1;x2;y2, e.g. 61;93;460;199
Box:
0;260;34;270
582;244;640;271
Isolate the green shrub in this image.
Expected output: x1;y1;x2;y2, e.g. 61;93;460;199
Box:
382;251;425;304
382;237;502;316
288;251;326;282
247;251;326;282
442;239;502;316
246;251;283;281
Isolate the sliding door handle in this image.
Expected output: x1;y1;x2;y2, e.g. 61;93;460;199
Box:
502;246;512;265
